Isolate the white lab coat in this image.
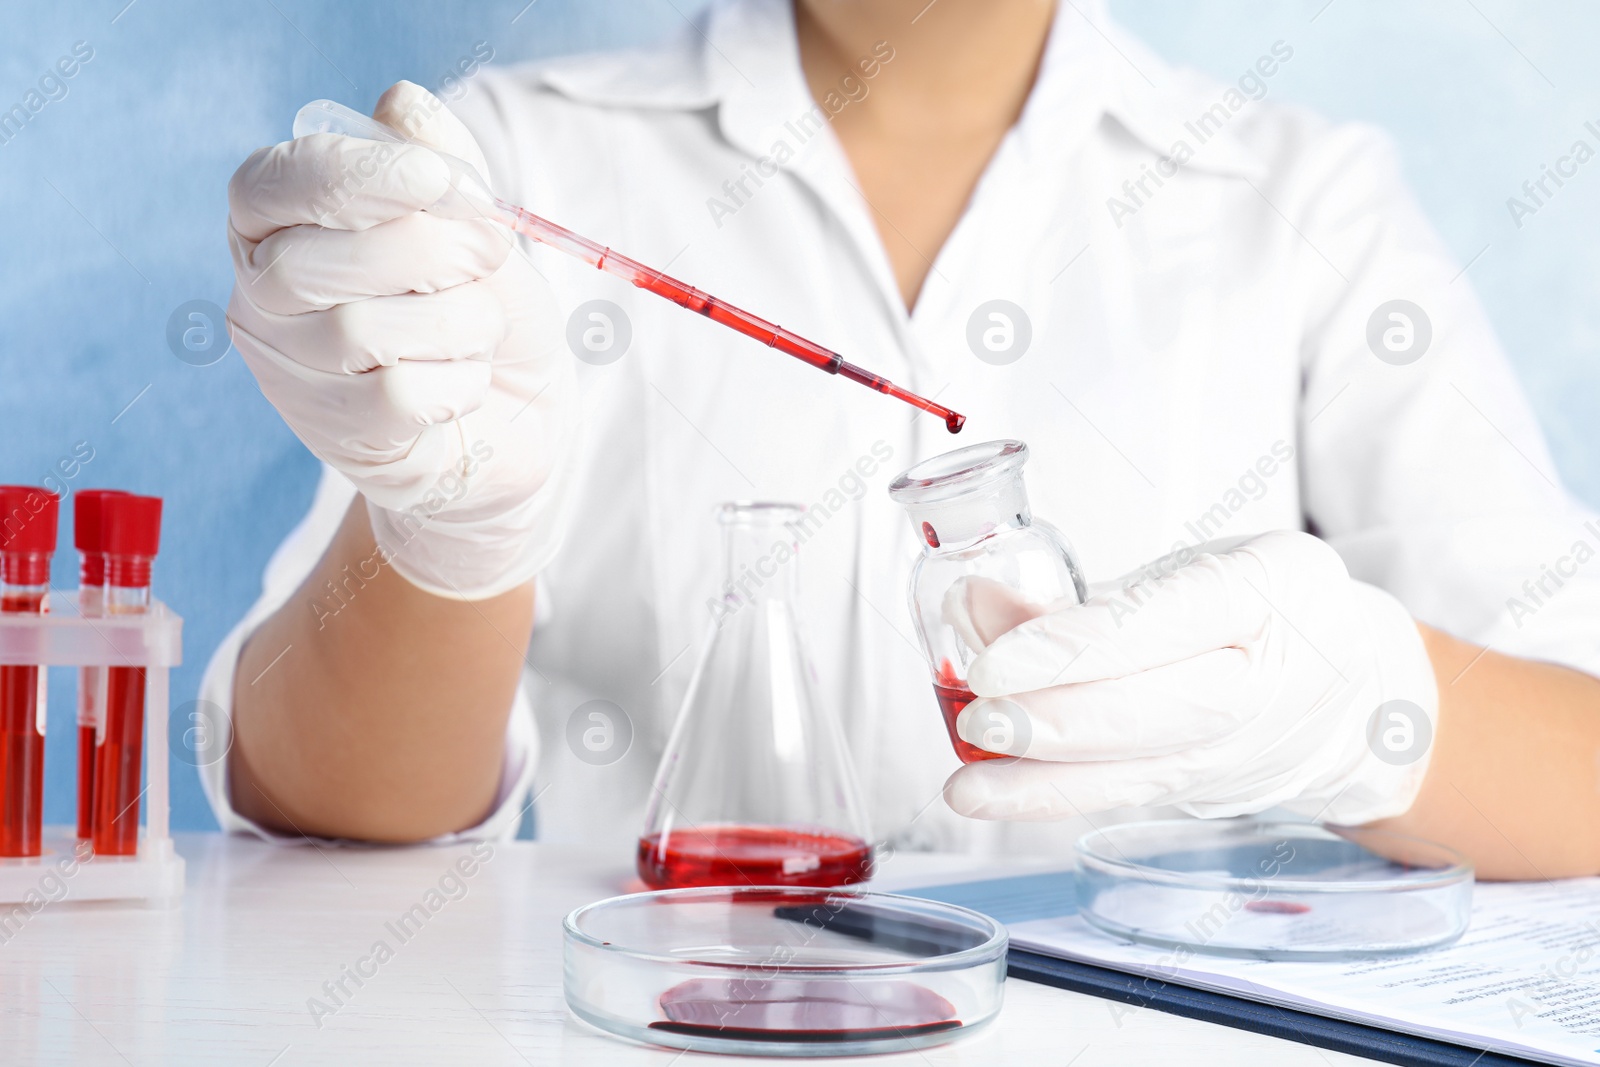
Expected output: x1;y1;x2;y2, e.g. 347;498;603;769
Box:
200;0;1600;855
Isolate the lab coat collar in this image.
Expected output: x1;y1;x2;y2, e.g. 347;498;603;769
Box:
1099;47;1268;178
1027;1;1267;180
533;0;784;125
533;9;724;111
534;2;867;248
533;0;1265;180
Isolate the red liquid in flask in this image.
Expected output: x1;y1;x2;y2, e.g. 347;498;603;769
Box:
0;591;46;857
933;661;1006;764
637;825;874;889
653;977;959;1043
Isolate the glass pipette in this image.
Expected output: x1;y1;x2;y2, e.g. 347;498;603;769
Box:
292;100;966;434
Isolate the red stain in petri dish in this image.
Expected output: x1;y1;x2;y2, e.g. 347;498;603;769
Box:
1244;900;1312;915
653;977;960;1043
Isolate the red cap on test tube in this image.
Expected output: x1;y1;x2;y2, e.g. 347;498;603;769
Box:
73;489;125;586
101;494;162;589
0;486;60;586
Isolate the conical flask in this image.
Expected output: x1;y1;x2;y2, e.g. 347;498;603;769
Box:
637;503;874;889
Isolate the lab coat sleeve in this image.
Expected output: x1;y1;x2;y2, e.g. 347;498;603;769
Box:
195;464;538;843
1286;123;1600;674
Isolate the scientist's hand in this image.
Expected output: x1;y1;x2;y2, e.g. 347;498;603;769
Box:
943;531;1439;826
225;80;573;600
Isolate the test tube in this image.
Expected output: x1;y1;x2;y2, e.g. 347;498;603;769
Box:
73;490;124;841
91;493;161;857
0;486;60;858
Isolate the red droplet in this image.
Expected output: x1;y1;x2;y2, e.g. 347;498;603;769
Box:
921;522;939;547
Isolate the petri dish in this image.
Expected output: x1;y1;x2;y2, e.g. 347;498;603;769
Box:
563;885;1007;1056
1075;820;1473;961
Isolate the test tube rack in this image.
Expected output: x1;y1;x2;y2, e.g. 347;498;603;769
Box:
0;591;184;905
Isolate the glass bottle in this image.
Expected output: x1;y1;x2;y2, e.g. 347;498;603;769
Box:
887;440;1087;764
637;502;873;889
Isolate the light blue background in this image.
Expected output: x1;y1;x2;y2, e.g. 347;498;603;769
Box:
1;1;1594;831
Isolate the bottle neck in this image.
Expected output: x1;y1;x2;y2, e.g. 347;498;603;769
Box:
902;474;1032;554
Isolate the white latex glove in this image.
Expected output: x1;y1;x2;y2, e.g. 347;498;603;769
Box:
226;81;573;600
941;531;1440;826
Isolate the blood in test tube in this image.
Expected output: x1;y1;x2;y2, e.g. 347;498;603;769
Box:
92;493;161;857
653;976;960;1042
636;825;874;890
932;660;1006;764
0;486;60;858
73;489;124;841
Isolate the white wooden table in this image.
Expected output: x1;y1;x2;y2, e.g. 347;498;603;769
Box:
0;833;1380;1065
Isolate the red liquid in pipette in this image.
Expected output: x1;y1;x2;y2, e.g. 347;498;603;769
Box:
653;977;960;1043
0;591;46;857
637;825;874;889
496;201;966;434
933;661;1006;764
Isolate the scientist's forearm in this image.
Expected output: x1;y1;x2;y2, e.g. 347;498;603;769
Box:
1372;624;1600;879
229;499;534;842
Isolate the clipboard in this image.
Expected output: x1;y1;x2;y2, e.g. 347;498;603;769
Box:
1006;948;1541;1067
778;887;1539;1065
888;870;1571;1067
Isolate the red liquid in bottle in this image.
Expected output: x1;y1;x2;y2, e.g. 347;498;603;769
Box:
92;664;145;856
0;591;46;857
637;825;874;889
932;661;1006;764
652;977;960;1043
